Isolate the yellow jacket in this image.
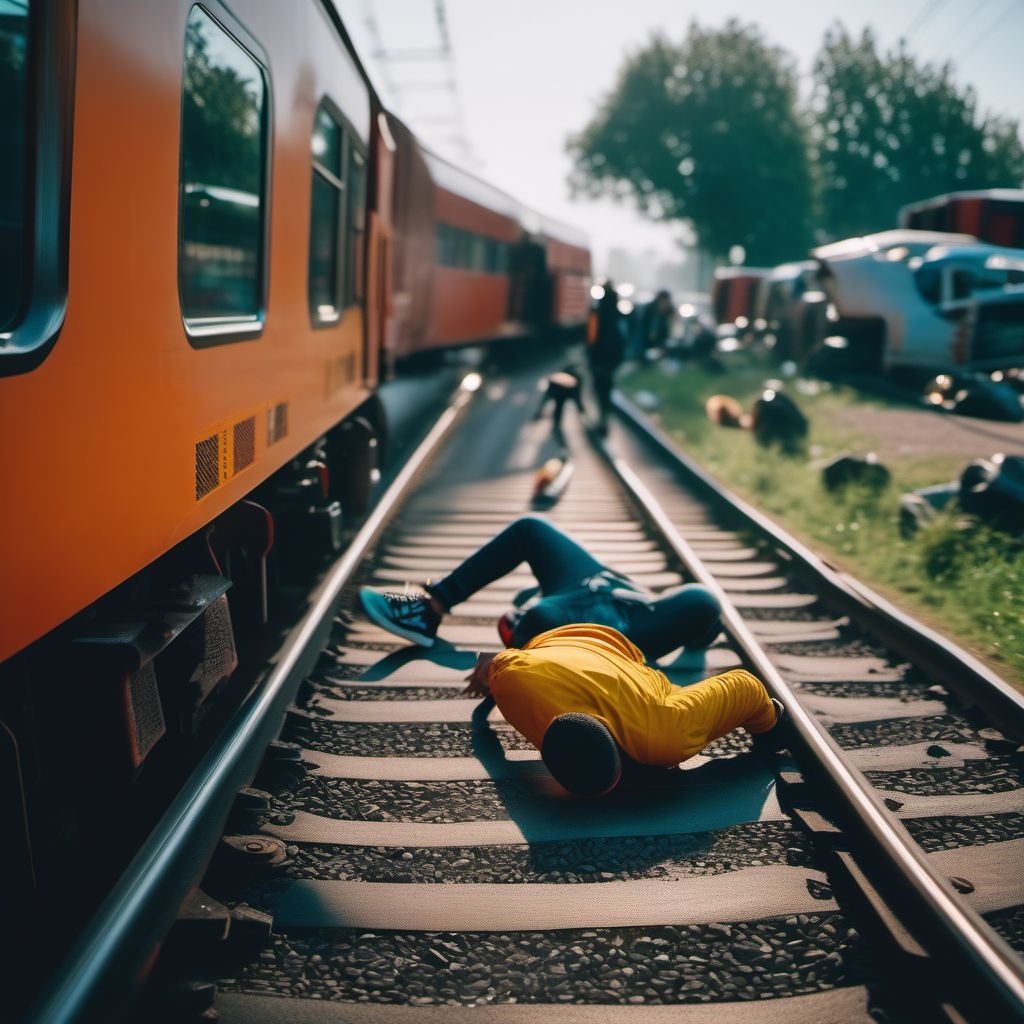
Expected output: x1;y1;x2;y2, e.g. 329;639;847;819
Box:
489;623;775;767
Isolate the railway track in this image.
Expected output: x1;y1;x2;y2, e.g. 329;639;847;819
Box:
29;361;1024;1023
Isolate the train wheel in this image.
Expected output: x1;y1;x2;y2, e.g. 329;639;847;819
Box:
328;415;382;520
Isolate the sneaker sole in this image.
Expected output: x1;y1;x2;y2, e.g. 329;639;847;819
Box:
359;592;436;648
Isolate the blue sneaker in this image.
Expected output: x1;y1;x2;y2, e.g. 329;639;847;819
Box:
359;587;440;647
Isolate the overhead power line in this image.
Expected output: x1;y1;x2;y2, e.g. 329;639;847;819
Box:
939;0;995;53
903;0;952;42
958;0;1021;64
362;0;477;167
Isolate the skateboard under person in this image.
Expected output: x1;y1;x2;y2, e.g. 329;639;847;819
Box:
359;515;787;795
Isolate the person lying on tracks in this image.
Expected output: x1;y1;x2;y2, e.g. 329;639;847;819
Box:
359;514;723;659
461;622;786;796
359;515;787;795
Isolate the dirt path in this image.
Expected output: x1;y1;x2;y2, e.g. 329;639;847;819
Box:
831;403;1024;461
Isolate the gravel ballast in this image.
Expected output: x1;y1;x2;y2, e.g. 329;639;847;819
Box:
266;822;816;884
224;915;868;1005
765;638;890;659
286;719;755;760
864;759;1022;798
828;714;979;751
793;679;927;701
986;904;1024;955
903;812;1024;852
311;685;470;702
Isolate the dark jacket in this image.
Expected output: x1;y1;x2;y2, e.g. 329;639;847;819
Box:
505;570;650;648
587;293;625;369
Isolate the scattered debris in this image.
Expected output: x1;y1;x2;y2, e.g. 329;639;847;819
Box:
821;452;890;492
750;381;808;451
690;321;717;358
532;456;575;510
899;483;958;536
632;389;660;412
900;453;1024;534
924;372;1024;423
978;726;1019;754
705;394;748;428
701;380;807;451
958;454;1024;525
948;876;975;895
992;367;1024;394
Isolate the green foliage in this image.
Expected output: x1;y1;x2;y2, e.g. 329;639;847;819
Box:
812;25;1024;239
623;359;1024;687
567;19;1024;261
182;13;264;194
567;20;814;265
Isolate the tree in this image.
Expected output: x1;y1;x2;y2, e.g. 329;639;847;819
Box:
812;25;1024;240
181;13;264;194
567;20;814;266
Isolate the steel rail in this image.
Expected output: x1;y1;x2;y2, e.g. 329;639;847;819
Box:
597;406;1024;1021
613;391;1024;740
27;374;482;1024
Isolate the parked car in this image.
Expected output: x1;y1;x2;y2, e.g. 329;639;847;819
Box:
751;261;819;360
711;267;770;342
806;230;1024;375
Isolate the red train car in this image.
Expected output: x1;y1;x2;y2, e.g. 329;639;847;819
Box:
537;213;592;331
900;189;1024;249
386;114;591;366
388;115;523;360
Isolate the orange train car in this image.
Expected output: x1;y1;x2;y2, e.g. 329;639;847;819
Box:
2;0;383;663
0;0;397;906
0;0;590;909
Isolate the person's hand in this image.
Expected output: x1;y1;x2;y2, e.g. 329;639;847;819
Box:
463;652;496;698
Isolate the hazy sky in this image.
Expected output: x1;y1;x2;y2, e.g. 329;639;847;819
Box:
344;0;1024;272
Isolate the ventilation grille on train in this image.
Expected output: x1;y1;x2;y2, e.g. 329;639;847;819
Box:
195;410;261;501
233;416;256;473
267;401;289;446
196;435;220;500
127;661;165;765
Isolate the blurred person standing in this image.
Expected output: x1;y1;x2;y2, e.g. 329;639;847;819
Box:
633;289;674;360
586;281;625;435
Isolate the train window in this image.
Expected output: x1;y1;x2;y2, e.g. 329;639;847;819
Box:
469;235;487;272
434;224;510;276
495;243;510;274
347;146;366;305
453;229;471;269
309;104;346;322
435;224;452;266
179;6;267;340
0;0;75;375
0;0;30;334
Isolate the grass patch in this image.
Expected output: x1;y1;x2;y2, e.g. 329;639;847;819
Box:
624;354;1024;689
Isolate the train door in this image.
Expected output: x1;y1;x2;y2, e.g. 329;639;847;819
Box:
508;238;548;333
